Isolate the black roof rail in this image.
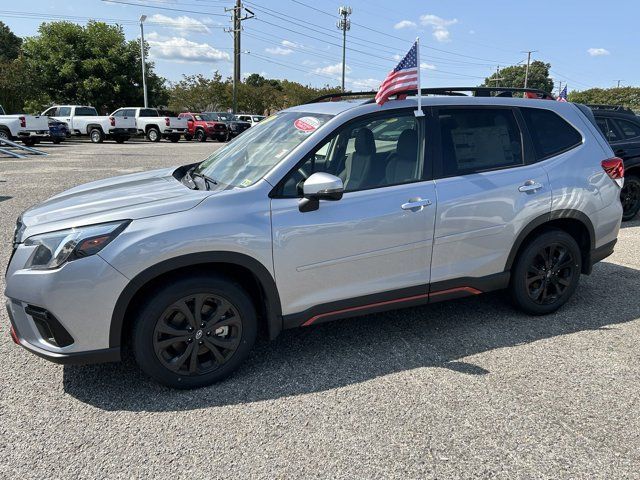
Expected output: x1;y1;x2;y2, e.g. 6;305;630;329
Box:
306;86;555;104
585;104;635;114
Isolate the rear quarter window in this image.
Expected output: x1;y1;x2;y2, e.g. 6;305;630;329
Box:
521;108;583;159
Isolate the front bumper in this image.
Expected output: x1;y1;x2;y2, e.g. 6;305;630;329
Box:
5;247;129;364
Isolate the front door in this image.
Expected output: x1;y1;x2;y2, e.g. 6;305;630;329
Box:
270;110;436;323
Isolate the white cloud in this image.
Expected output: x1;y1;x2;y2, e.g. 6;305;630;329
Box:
281;40;299;48
587;48;610;56
302;59;317;66
265;46;294;55
420;62;436;70
347;77;381;90
420;14;458;43
147;14;212;34
314;63;351;76
147;34;230;63
394;20;416;30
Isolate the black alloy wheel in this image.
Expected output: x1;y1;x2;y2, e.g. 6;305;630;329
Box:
510;229;581;315
132;274;257;389
621;175;640;221
195;129;207;142
525;243;575;305
153;293;242;375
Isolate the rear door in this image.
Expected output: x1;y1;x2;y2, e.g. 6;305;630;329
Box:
431;106;551;287
610;117;640;162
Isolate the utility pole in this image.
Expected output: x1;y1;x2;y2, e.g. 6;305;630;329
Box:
139;15;148;107
615;80;622;88
225;1;254;113
522;50;538;88
336;6;351;92
557;81;563;96
494;66;500;87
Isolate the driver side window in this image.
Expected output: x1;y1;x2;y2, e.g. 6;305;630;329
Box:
279;111;423;197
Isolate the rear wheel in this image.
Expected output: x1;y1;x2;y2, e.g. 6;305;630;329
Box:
195;129;207;142
132;275;257;389
22;138;36;146
510;229;581;315
89;128;104;143
621;175;640;221
146;127;161;142
114;136;128;144
0;127;11;141
184;134;193;141
168;134;180;143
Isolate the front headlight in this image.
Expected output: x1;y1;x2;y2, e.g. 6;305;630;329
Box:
24;221;130;270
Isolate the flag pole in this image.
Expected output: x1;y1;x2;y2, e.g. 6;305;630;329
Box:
414;37;424;117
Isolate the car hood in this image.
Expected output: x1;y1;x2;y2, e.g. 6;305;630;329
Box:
19;167;210;239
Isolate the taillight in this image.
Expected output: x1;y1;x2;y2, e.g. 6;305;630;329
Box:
165;117;170;127
602;157;624;187
19;116;26;128
109;116;115;127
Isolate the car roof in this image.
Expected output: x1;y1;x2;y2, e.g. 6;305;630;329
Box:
592;109;639;120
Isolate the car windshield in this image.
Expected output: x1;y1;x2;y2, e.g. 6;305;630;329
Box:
215;113;234;121
253;116;265;122
194;114;214;121
194;111;333;188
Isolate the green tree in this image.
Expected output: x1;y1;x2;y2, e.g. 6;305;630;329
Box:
167;73;229;112
483;60;554;94
568;87;640;110
0;21;22;62
21;21;167;113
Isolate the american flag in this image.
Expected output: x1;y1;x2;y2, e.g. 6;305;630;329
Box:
557;85;568;102
375;41;419;106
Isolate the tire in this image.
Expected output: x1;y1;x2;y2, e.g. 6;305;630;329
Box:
89;128;104;143
195;129;207;142
22;138;36;147
621;175;640;221
0;127;11;141
146;127;161;142
217;135;226;142
184;134;193;141
52;138;62;144
168;134;180;143
510;229;582;315
114;136;128;144
132;274;258;389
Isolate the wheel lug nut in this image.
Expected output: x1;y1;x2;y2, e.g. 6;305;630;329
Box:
198;340;203;345
187;327;193;332
200;322;206;327
206;331;211;336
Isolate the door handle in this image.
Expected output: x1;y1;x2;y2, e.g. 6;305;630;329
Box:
401;198;432;211
518;180;543;193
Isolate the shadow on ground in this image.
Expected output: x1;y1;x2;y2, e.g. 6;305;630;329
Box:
63;261;640;411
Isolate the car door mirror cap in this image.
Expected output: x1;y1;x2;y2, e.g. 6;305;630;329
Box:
299;172;344;212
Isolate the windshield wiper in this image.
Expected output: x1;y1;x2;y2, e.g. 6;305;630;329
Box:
190;171;218;190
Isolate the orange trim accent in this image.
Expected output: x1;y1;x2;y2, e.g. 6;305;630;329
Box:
10;326;19;345
301;293;429;326
429;286;482;297
301;286;482;327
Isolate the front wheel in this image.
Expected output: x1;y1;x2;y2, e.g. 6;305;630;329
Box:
146;127;161;142
184;134;193;141
0;127;12;141
621;175;640;221
510;229;581;315
195;129;207;142
132;275;257;389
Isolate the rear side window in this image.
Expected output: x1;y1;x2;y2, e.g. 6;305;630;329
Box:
438;108;523;176
58;107;71;116
613;118;640;139
521;108;582;159
75;107;98;116
596;117;619;142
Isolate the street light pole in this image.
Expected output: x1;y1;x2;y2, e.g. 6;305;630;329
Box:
336;6;351;92
139;15;148;108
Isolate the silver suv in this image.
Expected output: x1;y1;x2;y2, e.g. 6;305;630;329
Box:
5;89;624;388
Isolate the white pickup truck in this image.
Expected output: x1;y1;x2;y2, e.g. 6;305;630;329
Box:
110;107;188;142
42;105;137;143
0;104;50;146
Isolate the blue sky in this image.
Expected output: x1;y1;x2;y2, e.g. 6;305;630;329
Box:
4;0;635;93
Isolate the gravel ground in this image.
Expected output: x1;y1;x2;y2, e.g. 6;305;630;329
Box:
1;140;639;479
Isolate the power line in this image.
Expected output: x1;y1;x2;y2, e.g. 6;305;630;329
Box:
101;0;228;17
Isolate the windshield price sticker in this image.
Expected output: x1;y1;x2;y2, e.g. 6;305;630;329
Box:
294;116;321;133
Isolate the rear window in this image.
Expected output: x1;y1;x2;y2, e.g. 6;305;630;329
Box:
75;107;98;116
613;118;640;139
438;108;524;176
521;108;582;159
139;108;159;117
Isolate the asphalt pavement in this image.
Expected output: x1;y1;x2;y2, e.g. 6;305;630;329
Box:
1;139;639;479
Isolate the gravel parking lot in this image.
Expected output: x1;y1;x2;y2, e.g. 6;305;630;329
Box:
1;140;639;479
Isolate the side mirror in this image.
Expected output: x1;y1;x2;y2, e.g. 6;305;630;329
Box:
299;172;344;212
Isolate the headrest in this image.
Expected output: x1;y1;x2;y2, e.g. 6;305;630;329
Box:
354;128;376;155
396;129;418;159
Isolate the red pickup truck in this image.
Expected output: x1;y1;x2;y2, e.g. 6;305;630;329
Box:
178;112;228;142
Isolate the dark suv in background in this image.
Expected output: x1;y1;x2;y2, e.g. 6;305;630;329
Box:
591;105;640;220
204;112;251;139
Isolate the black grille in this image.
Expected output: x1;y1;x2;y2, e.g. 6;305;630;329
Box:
24;305;74;347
